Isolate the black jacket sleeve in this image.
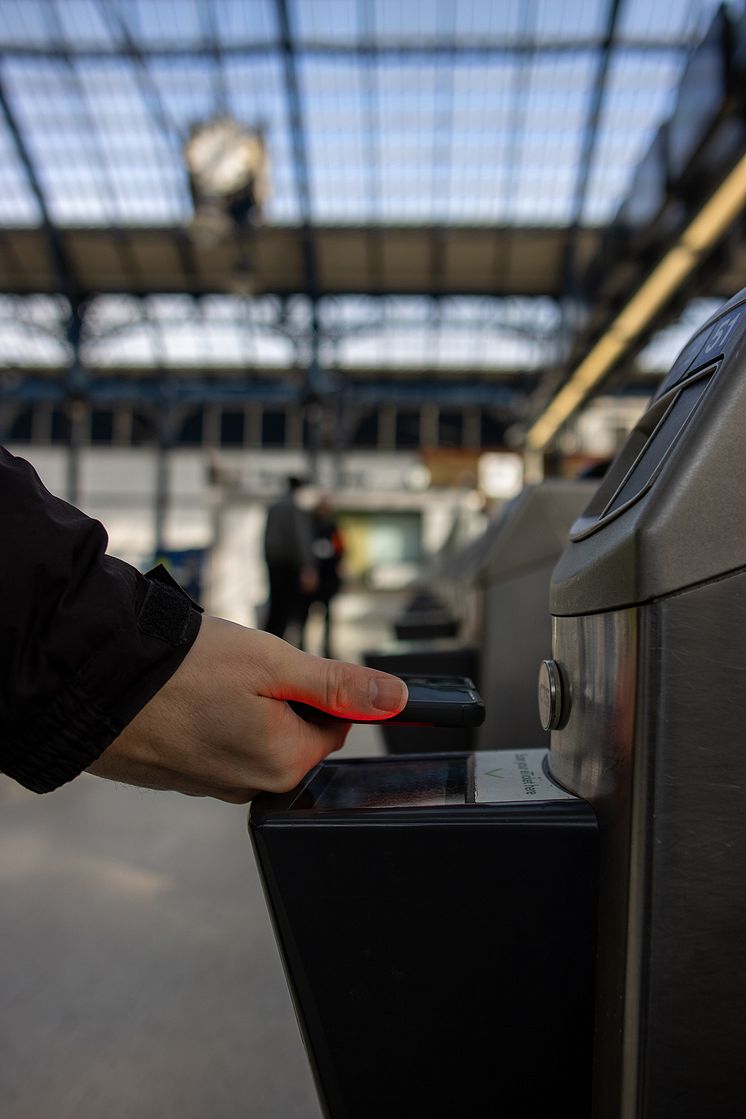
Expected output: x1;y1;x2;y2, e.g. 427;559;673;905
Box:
1;446;202;794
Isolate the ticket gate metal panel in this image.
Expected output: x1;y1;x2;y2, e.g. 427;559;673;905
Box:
547;289;746;1118
476;479;597;751
365;481;595;753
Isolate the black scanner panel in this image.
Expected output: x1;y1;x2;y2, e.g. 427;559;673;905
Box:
251;751;598;1119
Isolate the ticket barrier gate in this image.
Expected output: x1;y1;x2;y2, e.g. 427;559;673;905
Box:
473;478;595;750
250;289;746;1118
364;480;595;753
545;289;746;1117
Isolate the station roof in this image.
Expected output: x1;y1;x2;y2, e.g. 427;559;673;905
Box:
1;0;744;442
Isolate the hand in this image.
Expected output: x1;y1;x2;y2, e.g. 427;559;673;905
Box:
86;616;408;803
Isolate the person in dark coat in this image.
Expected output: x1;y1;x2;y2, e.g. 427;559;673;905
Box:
309;496;345;659
262;475;318;645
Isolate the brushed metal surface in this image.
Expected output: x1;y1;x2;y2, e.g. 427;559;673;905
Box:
633;577;746;1118
476;564;554;750
548;572;746;1118
548;609;638;810
548;608;639;1119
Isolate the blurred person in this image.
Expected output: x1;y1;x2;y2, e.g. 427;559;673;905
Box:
308;495;345;659
0;446;407;800
262;475;318;647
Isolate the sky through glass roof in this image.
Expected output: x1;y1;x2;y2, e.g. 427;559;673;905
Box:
0;0;730;228
0;0;738;381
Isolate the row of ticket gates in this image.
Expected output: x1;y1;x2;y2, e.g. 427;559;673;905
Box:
249;290;746;1118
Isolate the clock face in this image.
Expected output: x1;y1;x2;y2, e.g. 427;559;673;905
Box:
185;118;265;198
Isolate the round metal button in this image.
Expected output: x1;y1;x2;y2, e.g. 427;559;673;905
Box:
538;659;563;732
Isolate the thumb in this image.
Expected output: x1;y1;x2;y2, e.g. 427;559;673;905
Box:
267;650;408;721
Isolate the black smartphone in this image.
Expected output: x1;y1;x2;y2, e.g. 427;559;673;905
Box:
288;674;485;728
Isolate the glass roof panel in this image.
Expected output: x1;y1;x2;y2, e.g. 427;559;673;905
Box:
290;0;360;45
79;59;187;222
300;56;368;222
0;0;738;432
146;58;217;130
78;293;299;367
51;0;120;51
118;0;205;49
582;49;685;223
1;0;57;48
443;58;515;223
213;0;278;46
508;51;596;224
450;0;524;42
0;294;69;364
534;0;608;40
371;0;444;43
0;0;732;229
619;0;713;40
0;113;41;223
0;287;732;393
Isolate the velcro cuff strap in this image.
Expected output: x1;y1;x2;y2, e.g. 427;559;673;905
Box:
139;564;204;646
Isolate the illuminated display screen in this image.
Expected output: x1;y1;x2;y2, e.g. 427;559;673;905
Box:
603;374;711;518
292;759;467;811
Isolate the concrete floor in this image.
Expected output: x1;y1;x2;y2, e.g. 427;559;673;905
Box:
0;592;399;1119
